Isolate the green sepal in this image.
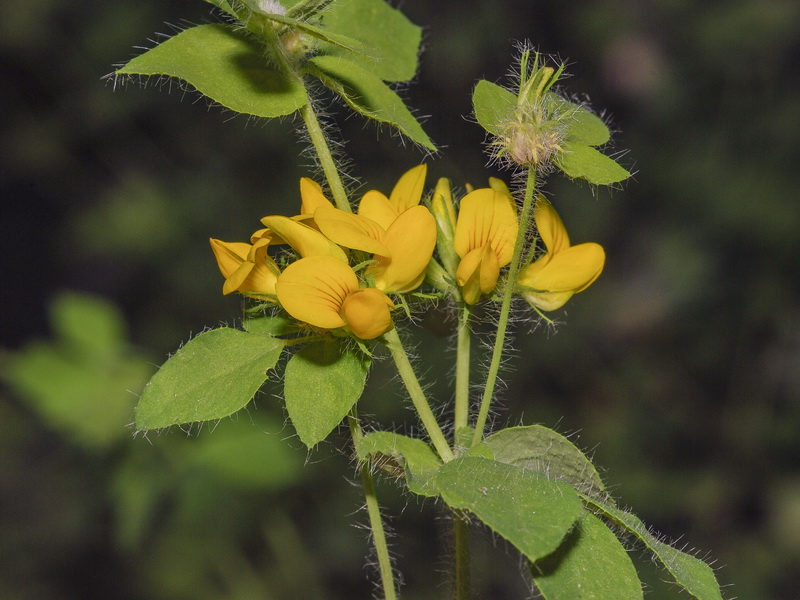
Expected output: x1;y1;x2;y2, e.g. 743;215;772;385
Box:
307;55;435;150
531;511;643;600
135;328;284;430
484;425;612;504
435;457;583;561
357;431;442;496
472;79;516;137
115;24;308;118
283;338;370;447
582;495;724;600
320;0;422;82
555;142;631;185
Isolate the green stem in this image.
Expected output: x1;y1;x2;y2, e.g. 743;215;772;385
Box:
348;410;398;600
299;94;352;213
471;168;537;447
453;303;471;438
452;513;471;600
384;327;455;462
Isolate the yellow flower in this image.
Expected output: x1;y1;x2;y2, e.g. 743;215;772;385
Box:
517;199;605;311
313;166;436;293
209;237;279;296
276;256;394;339
453;179;519;304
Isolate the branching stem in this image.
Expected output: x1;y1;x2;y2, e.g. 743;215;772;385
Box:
453;302;472;438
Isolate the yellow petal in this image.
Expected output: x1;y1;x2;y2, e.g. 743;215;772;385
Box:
314;206;390;256
456;244;499;304
521;289;576;312
299;177;334;215
260;215;348;261
367;205;437;292
389;164;427;213
358;190;398;230
453;188;518;266
210;238;248;279
534;198;570;254
340;288;395;339
275;256;357;329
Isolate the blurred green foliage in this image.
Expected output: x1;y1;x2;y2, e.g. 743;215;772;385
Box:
1;0;799;598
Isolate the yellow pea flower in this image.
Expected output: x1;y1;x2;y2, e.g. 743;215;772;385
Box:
358;164;427;228
517;199;605;311
209;237;279;296
276;256;394;340
453;180;519;304
313;166;436;293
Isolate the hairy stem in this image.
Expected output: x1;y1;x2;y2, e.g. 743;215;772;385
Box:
471;168;537;447
384;327;455;462
299;92;352;212
452;513;471;600
348;410;398;600
453;303;472;439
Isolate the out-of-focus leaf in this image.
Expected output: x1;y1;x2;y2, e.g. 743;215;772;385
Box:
2;293;152;449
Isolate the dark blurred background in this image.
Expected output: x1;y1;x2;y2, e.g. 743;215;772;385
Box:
2;0;799;598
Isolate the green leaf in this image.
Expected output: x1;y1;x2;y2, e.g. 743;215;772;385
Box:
436;457;583;561
357;432;442;496
307;55;435;150
582;496;724;600
116;24;307;118
473;79;517;137
51;292;127;359
556;142;631;185
553;98;611;146
531;512;643;600
484;425;612;504
320;0;422;82
284;339;369;447
135;328;284;429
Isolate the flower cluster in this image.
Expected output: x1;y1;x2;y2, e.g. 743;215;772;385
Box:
211;166;605;339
